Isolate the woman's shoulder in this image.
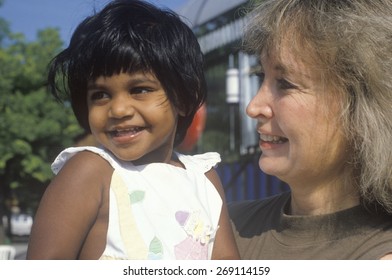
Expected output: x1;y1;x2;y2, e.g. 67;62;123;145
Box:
229;192;290;216
228;192;290;235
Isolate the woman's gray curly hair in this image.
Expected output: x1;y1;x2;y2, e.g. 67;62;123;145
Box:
244;0;392;214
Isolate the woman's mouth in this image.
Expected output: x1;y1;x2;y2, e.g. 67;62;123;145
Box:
259;133;288;144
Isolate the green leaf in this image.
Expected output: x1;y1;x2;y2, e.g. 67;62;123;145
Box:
129;191;145;204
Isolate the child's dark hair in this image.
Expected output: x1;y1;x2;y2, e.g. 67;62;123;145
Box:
48;0;207;146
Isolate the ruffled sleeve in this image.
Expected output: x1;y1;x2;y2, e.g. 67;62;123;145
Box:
51;146;120;174
176;152;221;173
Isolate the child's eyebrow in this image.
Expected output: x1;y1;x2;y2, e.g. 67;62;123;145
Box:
86;75;161;90
130;77;160;85
86;82;105;91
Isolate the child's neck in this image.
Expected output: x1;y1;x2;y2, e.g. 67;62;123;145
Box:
168;153;185;169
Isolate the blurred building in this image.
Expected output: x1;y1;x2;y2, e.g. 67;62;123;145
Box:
176;1;289;201
178;0;259;158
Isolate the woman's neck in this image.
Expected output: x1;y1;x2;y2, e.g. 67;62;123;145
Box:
288;178;360;216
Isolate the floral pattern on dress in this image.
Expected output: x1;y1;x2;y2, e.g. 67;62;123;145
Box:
174;210;215;259
148;236;163;260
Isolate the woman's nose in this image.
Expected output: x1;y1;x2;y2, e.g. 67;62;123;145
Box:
246;84;274;120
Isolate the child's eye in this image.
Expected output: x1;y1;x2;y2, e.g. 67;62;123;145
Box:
131;87;154;95
89;91;109;101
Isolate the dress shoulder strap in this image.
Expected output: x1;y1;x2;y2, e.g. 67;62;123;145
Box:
176;152;221;173
51;146;121;174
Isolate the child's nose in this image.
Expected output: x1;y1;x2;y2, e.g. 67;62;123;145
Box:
109;95;134;118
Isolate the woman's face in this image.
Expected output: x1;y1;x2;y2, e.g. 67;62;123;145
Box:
246;49;349;188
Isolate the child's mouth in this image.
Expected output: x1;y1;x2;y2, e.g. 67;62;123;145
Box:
109;127;145;138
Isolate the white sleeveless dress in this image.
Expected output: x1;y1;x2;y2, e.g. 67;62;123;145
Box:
51;146;222;260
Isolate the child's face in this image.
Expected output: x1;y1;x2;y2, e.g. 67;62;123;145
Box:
87;71;179;165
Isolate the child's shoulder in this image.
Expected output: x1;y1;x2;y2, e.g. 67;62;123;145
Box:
51;146;118;175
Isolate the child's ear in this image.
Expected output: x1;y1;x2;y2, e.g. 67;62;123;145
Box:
176;106;187;117
178;110;187;117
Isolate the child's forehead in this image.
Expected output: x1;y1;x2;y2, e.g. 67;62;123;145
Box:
87;70;159;81
88;69;158;82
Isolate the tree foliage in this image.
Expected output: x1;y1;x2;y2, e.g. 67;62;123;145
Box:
0;14;83;214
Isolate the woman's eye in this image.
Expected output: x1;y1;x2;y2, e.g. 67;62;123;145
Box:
255;72;265;84
277;78;297;90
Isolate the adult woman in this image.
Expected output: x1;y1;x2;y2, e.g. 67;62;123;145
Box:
229;0;392;259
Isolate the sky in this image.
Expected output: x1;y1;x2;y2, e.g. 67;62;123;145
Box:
0;0;188;44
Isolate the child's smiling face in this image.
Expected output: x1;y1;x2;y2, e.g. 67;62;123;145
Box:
87;71;180;165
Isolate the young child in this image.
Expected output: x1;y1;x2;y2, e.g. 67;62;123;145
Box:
27;0;239;260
